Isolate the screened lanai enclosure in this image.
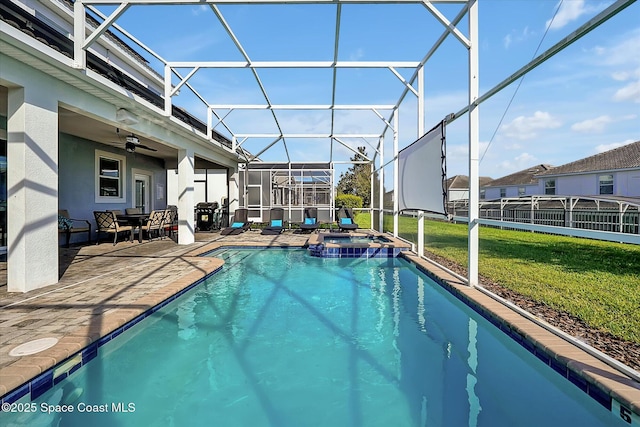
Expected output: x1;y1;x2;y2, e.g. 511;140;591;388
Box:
59;0;638;289
239;163;334;223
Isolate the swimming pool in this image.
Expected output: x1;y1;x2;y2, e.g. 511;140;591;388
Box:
0;249;625;426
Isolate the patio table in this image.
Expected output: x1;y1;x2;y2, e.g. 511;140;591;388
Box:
116;214;149;243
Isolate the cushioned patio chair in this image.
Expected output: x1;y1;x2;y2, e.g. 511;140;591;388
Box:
262;208;285;235
299;207;320;233
58;209;92;247
163;205;178;238
336;207;358;232
94;211;133;245
220;208;251;236
142;210;166;241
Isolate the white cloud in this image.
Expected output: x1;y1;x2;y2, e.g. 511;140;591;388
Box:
191;5;208;16
594;139;636;153
503;26;534;50
498;152;538;173
349;48;365;61
503;34;512;49
593;30;640;67
571;115;613;133
546;0;602;30
612;71;632;81
447;141;490;160
613;80;640;103
500;111;562;140
504;143;523;150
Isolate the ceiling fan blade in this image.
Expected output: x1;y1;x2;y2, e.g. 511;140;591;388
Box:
138;144;158;151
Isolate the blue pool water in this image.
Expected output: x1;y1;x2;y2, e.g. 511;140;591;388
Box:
1;249;623;426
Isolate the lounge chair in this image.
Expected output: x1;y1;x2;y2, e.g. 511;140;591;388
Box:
220;208;251;235
336;207;358;232
58;209;92;247
94;211;133;245
299;207;320;233
262;208;285;235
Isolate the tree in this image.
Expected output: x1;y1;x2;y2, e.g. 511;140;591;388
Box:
336;147;372;207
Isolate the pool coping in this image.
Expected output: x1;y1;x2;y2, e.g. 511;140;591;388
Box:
0;255;224;400
1;243;638;422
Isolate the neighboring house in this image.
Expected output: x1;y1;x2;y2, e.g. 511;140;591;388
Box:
446;175;493;202
482;164;554;199
535;141;640;198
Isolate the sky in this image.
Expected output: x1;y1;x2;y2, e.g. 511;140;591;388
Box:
100;0;640;181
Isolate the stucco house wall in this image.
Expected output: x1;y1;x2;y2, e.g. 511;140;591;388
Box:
58;133;167;245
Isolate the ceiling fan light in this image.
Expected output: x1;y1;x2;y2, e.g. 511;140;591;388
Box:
125;142;136;153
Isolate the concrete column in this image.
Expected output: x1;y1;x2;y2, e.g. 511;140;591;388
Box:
177;148;195;245
7;87;59;292
228;166;240;219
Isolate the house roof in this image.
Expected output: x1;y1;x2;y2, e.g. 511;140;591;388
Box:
484;164;554;187
536;141;640;176
447;175;493;189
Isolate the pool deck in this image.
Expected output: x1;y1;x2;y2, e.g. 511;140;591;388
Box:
0;229;639;418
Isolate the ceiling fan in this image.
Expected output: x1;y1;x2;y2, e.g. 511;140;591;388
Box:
114;128;157;153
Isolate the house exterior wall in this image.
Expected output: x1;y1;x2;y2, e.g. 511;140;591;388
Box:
484;184;537;199
537;169;640;197
617;170;640;197
448;189;469;201
167;168;227;208
1;38;238;291
59;133;167;246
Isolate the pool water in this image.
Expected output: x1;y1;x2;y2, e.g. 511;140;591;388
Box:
2;249;623;426
324;235;391;244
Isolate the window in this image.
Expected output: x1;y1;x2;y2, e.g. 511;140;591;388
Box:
518;187;526;196
95;150;126;203
500;188;506;198
545;179;556;195
480;189;486;200
599;174;614;195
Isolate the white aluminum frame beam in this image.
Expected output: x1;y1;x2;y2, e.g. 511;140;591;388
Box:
79;0;466;5
166;61;421;68
467;0;479;287
208;104;395;110
235;133;383;138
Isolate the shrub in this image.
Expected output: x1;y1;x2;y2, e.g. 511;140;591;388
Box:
335;194;363;209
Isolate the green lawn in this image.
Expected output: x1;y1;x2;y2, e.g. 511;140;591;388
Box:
354;212;640;344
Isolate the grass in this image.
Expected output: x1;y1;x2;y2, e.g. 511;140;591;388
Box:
354;212;640;344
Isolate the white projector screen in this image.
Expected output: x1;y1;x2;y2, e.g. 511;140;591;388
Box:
397;121;447;214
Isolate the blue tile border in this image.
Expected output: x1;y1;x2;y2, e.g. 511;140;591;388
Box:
403;253;618;414
0;264;224;406
308;243;409;258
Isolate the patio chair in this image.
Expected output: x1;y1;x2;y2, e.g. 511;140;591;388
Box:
220;208;251;236
58;209;92;247
125;207;142;214
163;206;178;238
142;210;166;241
262;208;285;235
93;211;133;245
336;207;358;232
299;207;320;233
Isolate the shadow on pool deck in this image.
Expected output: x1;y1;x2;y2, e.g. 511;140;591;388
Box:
0;229;311;395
